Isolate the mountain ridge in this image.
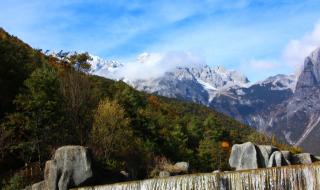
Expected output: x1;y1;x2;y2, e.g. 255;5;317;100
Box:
88;50;320;154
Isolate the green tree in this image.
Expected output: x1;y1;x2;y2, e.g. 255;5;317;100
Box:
0;28;44;119
67;52;92;73
1;66;67;166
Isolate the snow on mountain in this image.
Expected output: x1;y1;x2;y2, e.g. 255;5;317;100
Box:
87;50;320;154
86;49;320;155
88;53;250;102
89;54;123;79
254;74;297;91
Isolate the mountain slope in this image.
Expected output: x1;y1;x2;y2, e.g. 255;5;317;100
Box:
210;74;296;131
0;28;44;118
89;50;320;154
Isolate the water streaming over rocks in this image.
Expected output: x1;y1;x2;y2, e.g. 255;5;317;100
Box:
73;162;320;190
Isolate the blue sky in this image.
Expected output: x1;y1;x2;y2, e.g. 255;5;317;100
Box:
1;0;320;81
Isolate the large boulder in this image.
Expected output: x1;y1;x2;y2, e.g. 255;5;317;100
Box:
173;162;189;173
46;146;93;190
229;142;260;170
257;145;278;167
267;151;290;167
25;146;93;190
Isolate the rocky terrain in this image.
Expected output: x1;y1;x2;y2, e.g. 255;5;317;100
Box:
265;48;320;154
26;144;320;190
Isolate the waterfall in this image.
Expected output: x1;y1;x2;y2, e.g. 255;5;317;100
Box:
73;162;320;190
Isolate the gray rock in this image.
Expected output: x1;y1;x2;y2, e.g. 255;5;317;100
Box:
267;151;290;167
229;142;259;170
23;185;32;190
257;145;278;167
44;146;93;190
291;153;318;164
281;151;292;164
174;162;189;173
159;171;170;177
31;181;46;190
44;160;58;190
120;170;129;178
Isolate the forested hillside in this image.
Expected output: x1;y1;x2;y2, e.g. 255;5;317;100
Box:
0;28;297;189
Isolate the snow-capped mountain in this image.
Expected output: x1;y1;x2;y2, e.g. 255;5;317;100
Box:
45;51;123;79
90;53;250;104
209;74;296;130
128;65;250;104
88;49;320;154
255;74;297;91
89;54;123;79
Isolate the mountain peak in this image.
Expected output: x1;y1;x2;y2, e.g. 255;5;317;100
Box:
309;47;320;64
296;48;320;91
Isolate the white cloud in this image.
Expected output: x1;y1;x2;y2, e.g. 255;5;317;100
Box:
117;51;204;80
241;21;320;79
283;22;320;68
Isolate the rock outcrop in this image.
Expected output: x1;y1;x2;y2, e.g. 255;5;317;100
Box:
229;142;320;170
26;146;93;190
229;142;260;170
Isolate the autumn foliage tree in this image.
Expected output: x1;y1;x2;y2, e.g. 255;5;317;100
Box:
91;99;131;165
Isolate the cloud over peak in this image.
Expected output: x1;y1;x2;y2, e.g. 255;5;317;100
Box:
117;51;205;81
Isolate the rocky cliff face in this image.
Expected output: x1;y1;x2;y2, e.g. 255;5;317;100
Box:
209;74;296;130
265;48;320;154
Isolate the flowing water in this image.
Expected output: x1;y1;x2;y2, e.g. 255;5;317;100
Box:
73;162;320;190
